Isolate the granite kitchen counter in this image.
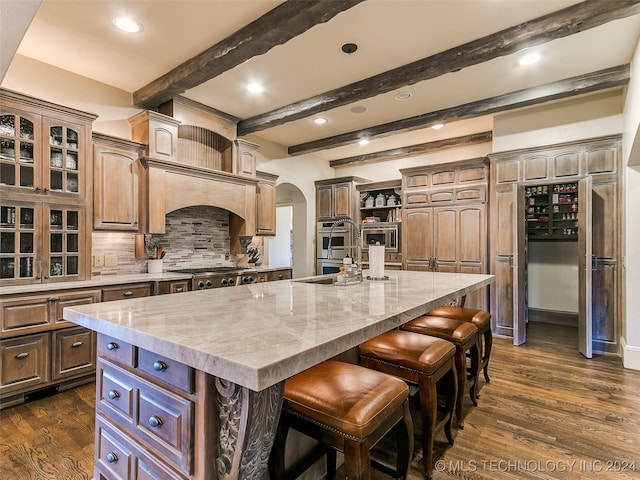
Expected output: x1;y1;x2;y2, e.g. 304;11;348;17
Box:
64;270;493;391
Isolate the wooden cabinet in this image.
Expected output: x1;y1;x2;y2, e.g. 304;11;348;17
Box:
315;177;368;221
93;133;145;231
94;332;208;479
0;287;101;408
401;159;489;309
0;89;95;286
256;171;278;236
156;279;190;295
235;139;258;177
489;135;622;355
268;268;291;281
101;283;152;302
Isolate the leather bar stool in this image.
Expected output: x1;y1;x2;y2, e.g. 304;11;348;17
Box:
427;306;492;385
401;316;480;429
269;360;413;480
358;330;457;480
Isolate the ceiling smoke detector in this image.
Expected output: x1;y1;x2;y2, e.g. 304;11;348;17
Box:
341;43;358;54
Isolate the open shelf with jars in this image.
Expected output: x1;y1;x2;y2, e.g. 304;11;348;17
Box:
526;182;578;241
356;180;402;224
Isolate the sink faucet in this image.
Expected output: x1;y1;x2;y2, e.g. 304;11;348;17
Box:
327;217;362;273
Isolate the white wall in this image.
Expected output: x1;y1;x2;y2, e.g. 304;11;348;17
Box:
527;242;578;313
623;38;640;369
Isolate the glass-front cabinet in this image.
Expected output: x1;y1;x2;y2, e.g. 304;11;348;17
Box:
0;202;85;284
0;89;95;285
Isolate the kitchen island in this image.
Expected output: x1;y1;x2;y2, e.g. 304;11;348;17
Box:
63;270;493;480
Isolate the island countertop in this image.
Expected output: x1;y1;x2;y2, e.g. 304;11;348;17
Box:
63;270;493;391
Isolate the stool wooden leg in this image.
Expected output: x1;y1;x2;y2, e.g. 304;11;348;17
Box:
326;449;337;480
443;361;457;445
453;346;466;429
344;440;371;480
418;375;437;478
483;329;492;383
469;339;480;406
269;419;289;479
394;400;413;480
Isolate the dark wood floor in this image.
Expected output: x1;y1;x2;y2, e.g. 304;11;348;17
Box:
2;322;640;479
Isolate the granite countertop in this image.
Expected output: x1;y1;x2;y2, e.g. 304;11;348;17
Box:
0;265;292;296
64;270;493;392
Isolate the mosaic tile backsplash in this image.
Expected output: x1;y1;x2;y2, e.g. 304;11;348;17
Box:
92;205;262;275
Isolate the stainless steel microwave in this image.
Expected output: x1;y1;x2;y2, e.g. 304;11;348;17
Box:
361;223;399;252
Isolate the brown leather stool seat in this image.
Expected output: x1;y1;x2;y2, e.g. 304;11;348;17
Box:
427;306;492;384
269;360;413;480
401;316;480;429
358;330;457;479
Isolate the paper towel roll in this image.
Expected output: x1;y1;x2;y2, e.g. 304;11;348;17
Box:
369;244;385;279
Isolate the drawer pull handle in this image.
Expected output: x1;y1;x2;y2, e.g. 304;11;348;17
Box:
107;390;120;400
148;415;163;428
123;291;134;297
106;342;119;351
106;452;118;463
71;341;83;348
15;352;30;360
175;287;183;292
153;361;167;372
48;296;60;302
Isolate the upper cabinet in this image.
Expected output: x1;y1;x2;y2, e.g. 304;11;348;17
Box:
0;89;96;285
256;171;278;236
315;177;369;221
92;133;146;232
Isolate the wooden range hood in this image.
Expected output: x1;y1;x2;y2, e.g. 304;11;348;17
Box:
129;98;260;238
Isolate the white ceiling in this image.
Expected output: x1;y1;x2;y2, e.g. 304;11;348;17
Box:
5;0;640;162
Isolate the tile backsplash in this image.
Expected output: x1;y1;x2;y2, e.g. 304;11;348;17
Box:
92;205;262;275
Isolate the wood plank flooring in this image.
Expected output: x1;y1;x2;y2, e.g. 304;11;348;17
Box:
1;322;640;479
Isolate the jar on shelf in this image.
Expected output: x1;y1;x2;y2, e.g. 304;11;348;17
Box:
364;195;374;208
375;193;386;207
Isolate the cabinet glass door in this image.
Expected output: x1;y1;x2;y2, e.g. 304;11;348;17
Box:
45;123;81;195
43;206;83;281
0;113;38;190
0;203;39;282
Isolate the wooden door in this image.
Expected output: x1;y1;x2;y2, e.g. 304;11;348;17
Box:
591;179;618;354
403;208;433;270
491;184;525;344
332;183;352;218
317;185;333;219
256;178;276;235
433;207;457;272
578;177;593;358
459;205;487;310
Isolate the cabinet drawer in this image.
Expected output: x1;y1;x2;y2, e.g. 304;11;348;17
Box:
0;333;50;396
97;359;194;475
52;290;101;327
138;348;194;394
52;326;96;380
102;284;151;302
97;333;135;368
268;269;291;281
96;415;185;480
0;295;53;334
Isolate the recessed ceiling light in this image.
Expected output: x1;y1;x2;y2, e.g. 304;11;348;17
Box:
395;92;412;101
247;83;264;93
112;17;142;33
313;117;327;125
519;52;541;66
358;138;370;146
350;106;367;114
432;123;444;130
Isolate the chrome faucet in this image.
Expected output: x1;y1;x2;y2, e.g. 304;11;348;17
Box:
327;217;362;274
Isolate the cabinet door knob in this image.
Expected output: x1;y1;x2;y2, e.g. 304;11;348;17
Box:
123;291;133;297
107;390;120;400
71;341;83;348
15;352;30;360
106;452;118;463
106;342;119;351
152;360;167;372
148;415;163;428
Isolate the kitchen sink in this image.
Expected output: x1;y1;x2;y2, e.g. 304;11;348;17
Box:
294;275;334;285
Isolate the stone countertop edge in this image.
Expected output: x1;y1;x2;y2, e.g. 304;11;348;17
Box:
0;265;292;296
63;271;494;392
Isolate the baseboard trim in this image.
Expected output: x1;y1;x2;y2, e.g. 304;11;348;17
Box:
528;308;578;327
622;337;640;371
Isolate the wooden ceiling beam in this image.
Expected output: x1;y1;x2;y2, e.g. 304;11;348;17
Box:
329;132;493;168
289;64;629;156
132;0;365;109
238;0;640;135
